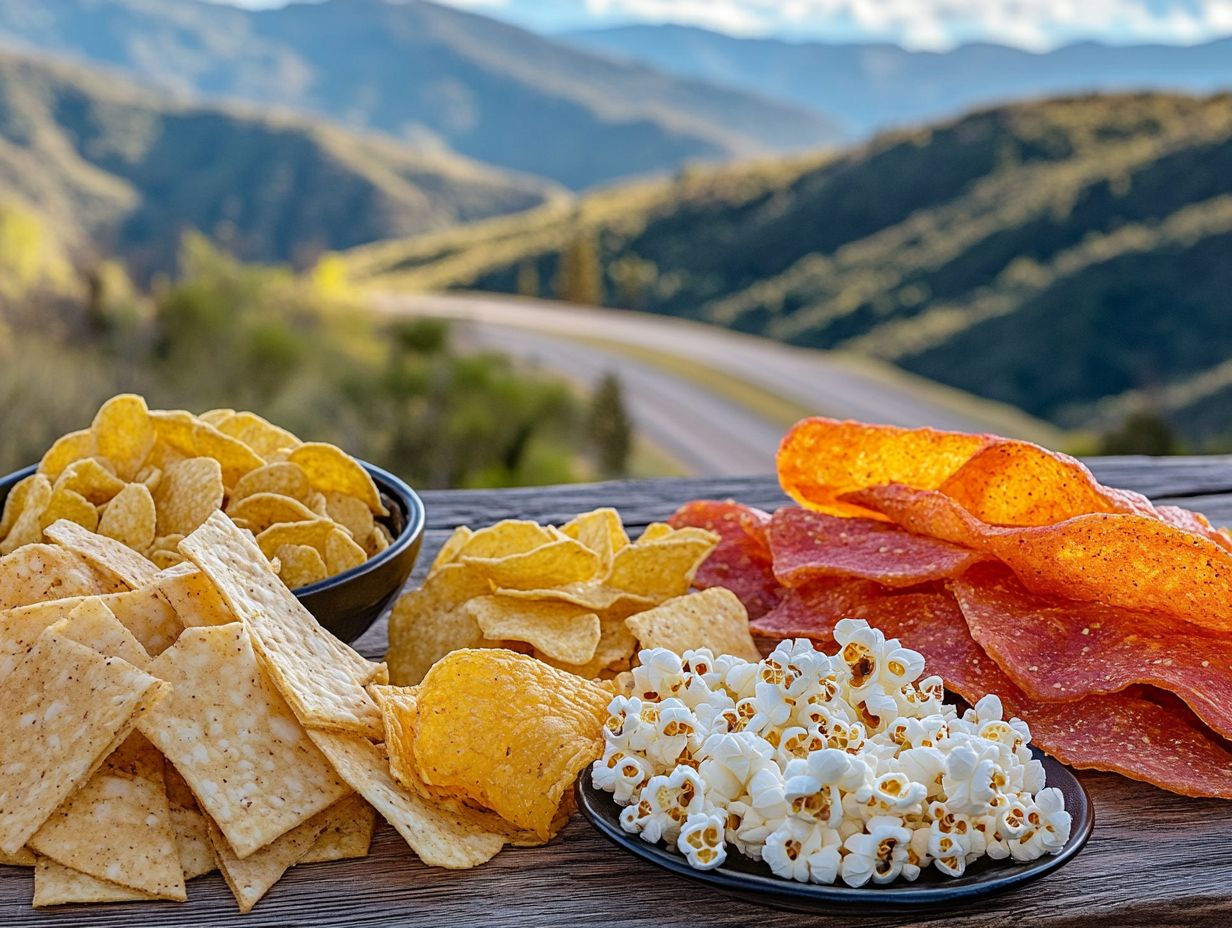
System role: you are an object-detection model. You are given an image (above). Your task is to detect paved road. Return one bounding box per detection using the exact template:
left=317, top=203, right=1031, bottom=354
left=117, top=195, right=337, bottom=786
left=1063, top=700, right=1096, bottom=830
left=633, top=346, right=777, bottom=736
left=370, top=292, right=1059, bottom=476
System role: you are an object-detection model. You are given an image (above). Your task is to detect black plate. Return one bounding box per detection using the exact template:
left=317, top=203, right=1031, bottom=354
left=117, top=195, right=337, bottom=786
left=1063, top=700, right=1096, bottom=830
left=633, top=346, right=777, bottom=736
left=0, top=460, right=425, bottom=644
left=576, top=752, right=1093, bottom=914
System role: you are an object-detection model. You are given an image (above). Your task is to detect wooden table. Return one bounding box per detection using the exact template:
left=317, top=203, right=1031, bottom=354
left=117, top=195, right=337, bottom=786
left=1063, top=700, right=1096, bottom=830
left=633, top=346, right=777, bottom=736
left=4, top=457, right=1232, bottom=926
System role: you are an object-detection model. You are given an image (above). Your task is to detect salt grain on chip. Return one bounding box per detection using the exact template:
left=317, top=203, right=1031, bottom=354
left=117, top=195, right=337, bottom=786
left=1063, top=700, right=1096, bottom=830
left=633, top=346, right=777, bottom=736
left=45, top=519, right=158, bottom=589
left=0, top=543, right=117, bottom=609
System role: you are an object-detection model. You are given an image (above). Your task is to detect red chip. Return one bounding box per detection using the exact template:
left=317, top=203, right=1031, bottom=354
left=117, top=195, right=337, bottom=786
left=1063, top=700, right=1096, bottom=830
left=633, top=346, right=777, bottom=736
left=669, top=499, right=781, bottom=618
left=768, top=507, right=986, bottom=589
left=749, top=577, right=889, bottom=644
left=952, top=564, right=1232, bottom=740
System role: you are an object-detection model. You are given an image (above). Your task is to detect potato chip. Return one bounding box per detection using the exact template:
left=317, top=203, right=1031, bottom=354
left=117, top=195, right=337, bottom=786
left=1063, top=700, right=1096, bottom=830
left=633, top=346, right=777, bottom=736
left=412, top=648, right=611, bottom=838
left=0, top=543, right=115, bottom=610
left=538, top=614, right=638, bottom=678
left=206, top=806, right=330, bottom=914
left=33, top=857, right=155, bottom=907
left=289, top=443, right=384, bottom=515
left=91, top=394, right=156, bottom=481
left=135, top=464, right=162, bottom=492
left=386, top=563, right=494, bottom=685
left=53, top=458, right=125, bottom=505
left=463, top=537, right=601, bottom=589
left=324, top=491, right=375, bottom=542
left=0, top=473, right=51, bottom=555
left=366, top=524, right=391, bottom=556
left=625, top=588, right=760, bottom=661
left=29, top=733, right=185, bottom=900
left=231, top=462, right=313, bottom=506
left=496, top=583, right=655, bottom=615
left=154, top=456, right=224, bottom=537
left=430, top=526, right=474, bottom=570
left=149, top=410, right=265, bottom=487
left=324, top=528, right=367, bottom=575
left=0, top=630, right=165, bottom=855
left=297, top=795, right=376, bottom=865
left=50, top=598, right=150, bottom=667
left=604, top=527, right=718, bottom=601
left=37, top=429, right=96, bottom=481
left=44, top=519, right=158, bottom=589
left=307, top=729, right=507, bottom=869
left=217, top=411, right=301, bottom=460
left=138, top=623, right=351, bottom=857
left=561, top=507, right=628, bottom=571
left=638, top=522, right=675, bottom=542
left=255, top=518, right=337, bottom=559
left=456, top=520, right=555, bottom=560
left=467, top=596, right=601, bottom=665
left=178, top=512, right=383, bottom=736
left=275, top=543, right=329, bottom=589
left=199, top=407, right=236, bottom=428
left=39, top=486, right=98, bottom=533
left=227, top=492, right=319, bottom=533
left=97, top=482, right=157, bottom=552
left=164, top=765, right=216, bottom=880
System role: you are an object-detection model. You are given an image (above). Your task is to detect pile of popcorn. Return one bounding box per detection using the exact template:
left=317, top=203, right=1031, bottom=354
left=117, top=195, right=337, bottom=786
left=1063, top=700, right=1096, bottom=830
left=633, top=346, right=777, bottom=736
left=592, top=620, right=1072, bottom=886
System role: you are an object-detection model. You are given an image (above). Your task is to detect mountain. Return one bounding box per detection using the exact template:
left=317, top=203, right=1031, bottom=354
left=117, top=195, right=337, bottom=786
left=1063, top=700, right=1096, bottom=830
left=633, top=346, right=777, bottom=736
left=345, top=93, right=1232, bottom=445
left=0, top=48, right=561, bottom=275
left=564, top=23, right=1232, bottom=136
left=0, top=0, right=840, bottom=190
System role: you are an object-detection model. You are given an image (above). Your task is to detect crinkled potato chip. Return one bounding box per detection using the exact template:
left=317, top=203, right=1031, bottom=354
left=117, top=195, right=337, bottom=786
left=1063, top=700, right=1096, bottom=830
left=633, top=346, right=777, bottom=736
left=231, top=462, right=313, bottom=507
left=297, top=795, right=376, bottom=865
left=412, top=648, right=611, bottom=838
left=33, top=857, right=156, bottom=907
left=45, top=519, right=158, bottom=588
left=97, top=482, right=157, bottom=552
left=0, top=543, right=116, bottom=610
left=539, top=614, right=638, bottom=678
left=217, top=411, right=301, bottom=460
left=463, top=536, right=601, bottom=589
left=206, top=806, right=330, bottom=914
left=289, top=443, right=384, bottom=515
left=324, top=528, right=367, bottom=575
left=137, top=623, right=351, bottom=857
left=227, top=491, right=319, bottom=533
left=467, top=595, right=601, bottom=665
left=37, top=429, right=96, bottom=481
left=307, top=729, right=507, bottom=869
left=39, top=486, right=99, bottom=533
left=387, top=562, right=495, bottom=685
left=625, top=587, right=760, bottom=661
left=0, top=473, right=52, bottom=555
left=92, top=394, right=156, bottom=481
left=154, top=456, right=224, bottom=537
left=275, top=543, right=330, bottom=589
left=604, top=527, right=718, bottom=601
left=53, top=458, right=125, bottom=505
left=324, top=491, right=375, bottom=542
left=0, top=630, right=165, bottom=855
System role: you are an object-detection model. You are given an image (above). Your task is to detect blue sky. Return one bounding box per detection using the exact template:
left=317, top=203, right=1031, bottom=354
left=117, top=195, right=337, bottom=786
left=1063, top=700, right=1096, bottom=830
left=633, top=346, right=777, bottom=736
left=216, top=0, right=1232, bottom=50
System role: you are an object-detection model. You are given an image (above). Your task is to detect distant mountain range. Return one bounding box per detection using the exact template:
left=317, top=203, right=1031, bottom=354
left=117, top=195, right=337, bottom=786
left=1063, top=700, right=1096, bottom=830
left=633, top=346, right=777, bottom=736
left=346, top=92, right=1232, bottom=445
left=0, top=0, right=839, bottom=190
left=0, top=49, right=561, bottom=275
left=565, top=23, right=1232, bottom=135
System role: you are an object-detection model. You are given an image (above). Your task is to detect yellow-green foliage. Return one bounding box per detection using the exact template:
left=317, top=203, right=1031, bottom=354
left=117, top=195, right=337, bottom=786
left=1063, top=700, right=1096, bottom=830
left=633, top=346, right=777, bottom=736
left=0, top=203, right=74, bottom=298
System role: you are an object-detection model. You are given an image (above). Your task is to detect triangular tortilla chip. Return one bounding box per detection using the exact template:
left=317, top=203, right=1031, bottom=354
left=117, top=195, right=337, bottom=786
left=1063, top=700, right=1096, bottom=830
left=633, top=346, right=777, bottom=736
left=164, top=765, right=216, bottom=880
left=101, top=586, right=184, bottom=656
left=152, top=562, right=236, bottom=628
left=32, top=856, right=156, bottom=907
left=205, top=806, right=330, bottom=914
left=44, top=520, right=158, bottom=589
left=0, top=544, right=117, bottom=610
left=50, top=598, right=150, bottom=668
left=297, top=795, right=376, bottom=865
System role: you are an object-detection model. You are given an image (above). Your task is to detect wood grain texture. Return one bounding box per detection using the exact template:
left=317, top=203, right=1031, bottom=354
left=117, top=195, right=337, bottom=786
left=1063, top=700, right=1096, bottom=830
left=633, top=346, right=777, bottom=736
left=5, top=458, right=1232, bottom=927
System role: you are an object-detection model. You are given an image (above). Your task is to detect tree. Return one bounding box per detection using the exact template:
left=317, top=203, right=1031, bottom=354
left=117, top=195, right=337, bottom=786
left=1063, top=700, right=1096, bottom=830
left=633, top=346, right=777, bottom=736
left=587, top=372, right=632, bottom=478
left=555, top=233, right=602, bottom=306
left=516, top=260, right=539, bottom=298
left=1099, top=408, right=1180, bottom=455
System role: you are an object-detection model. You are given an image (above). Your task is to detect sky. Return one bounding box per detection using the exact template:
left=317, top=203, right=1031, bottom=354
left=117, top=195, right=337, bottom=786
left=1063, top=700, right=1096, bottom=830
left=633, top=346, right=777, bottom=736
left=214, top=0, right=1232, bottom=50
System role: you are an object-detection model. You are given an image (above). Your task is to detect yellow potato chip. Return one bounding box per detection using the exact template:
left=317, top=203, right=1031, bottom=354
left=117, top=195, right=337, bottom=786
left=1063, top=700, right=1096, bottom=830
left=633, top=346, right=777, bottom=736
left=493, top=582, right=654, bottom=615
left=217, top=411, right=302, bottom=460
left=604, top=527, right=718, bottom=601
left=149, top=410, right=265, bottom=487
left=255, top=519, right=337, bottom=559
left=231, top=462, right=313, bottom=506
left=178, top=512, right=383, bottom=737
left=44, top=519, right=158, bottom=588
left=135, top=465, right=162, bottom=492
left=0, top=473, right=52, bottom=555
left=386, top=563, right=494, bottom=685
left=412, top=648, right=611, bottom=838
left=199, top=408, right=236, bottom=428
left=138, top=623, right=351, bottom=857
left=227, top=492, right=319, bottom=533
left=97, top=482, right=157, bottom=552
left=467, top=595, right=601, bottom=665
left=455, top=520, right=554, bottom=560
left=463, top=537, right=601, bottom=589
left=206, top=806, right=330, bottom=914
left=39, top=486, right=99, bottom=533
left=164, top=765, right=216, bottom=880
left=307, top=729, right=507, bottom=869
left=0, top=543, right=115, bottom=610
left=0, top=630, right=165, bottom=855
left=154, top=456, right=224, bottom=537
left=29, top=734, right=184, bottom=900
left=625, top=587, right=760, bottom=661
left=50, top=598, right=150, bottom=668
left=324, top=491, right=375, bottom=542
left=37, top=429, right=97, bottom=481
left=539, top=614, right=639, bottom=678
left=638, top=522, right=676, bottom=542
left=561, top=507, right=628, bottom=571
left=92, top=394, right=156, bottom=481
left=297, top=795, right=376, bottom=865
left=366, top=524, right=391, bottom=556
left=33, top=857, right=156, bottom=906
left=430, top=526, right=473, bottom=570
left=288, top=443, right=384, bottom=515
left=324, top=528, right=367, bottom=575
left=53, top=457, right=126, bottom=505
left=275, top=543, right=329, bottom=589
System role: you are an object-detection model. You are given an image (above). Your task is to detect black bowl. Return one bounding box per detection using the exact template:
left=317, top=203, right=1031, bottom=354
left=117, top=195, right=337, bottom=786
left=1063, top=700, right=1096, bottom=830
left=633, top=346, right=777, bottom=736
left=0, top=460, right=425, bottom=644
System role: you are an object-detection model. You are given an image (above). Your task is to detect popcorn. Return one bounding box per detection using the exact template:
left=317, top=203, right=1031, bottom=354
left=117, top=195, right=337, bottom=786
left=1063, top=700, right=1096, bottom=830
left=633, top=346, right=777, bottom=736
left=593, top=625, right=1070, bottom=886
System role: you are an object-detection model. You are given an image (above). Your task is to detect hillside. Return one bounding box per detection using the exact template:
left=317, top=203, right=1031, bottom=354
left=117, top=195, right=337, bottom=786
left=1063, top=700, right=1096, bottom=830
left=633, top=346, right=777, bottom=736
left=346, top=93, right=1232, bottom=446
left=0, top=49, right=560, bottom=275
left=565, top=23, right=1232, bottom=136
left=0, top=0, right=839, bottom=190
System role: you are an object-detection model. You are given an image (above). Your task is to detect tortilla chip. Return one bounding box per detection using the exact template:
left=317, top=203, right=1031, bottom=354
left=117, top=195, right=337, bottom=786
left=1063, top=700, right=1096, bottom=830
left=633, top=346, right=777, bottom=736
left=274, top=543, right=330, bottom=590
left=0, top=543, right=116, bottom=610
left=152, top=562, right=236, bottom=628
left=33, top=856, right=156, bottom=906
left=467, top=595, right=601, bottom=665
left=39, top=486, right=98, bottom=533
left=44, top=520, right=158, bottom=589
left=288, top=443, right=384, bottom=515
left=37, top=429, right=97, bottom=482
left=323, top=492, right=375, bottom=545
left=216, top=411, right=301, bottom=460
left=560, top=508, right=628, bottom=572
left=0, top=597, right=92, bottom=682
left=455, top=520, right=554, bottom=560
left=430, top=526, right=474, bottom=570
left=0, top=847, right=35, bottom=867
left=625, top=588, right=760, bottom=661
left=227, top=493, right=320, bottom=534
left=92, top=394, right=156, bottom=482
left=154, top=457, right=225, bottom=538
left=231, top=463, right=314, bottom=507
left=386, top=563, right=495, bottom=686
left=206, top=807, right=329, bottom=914
left=50, top=598, right=150, bottom=667
left=604, top=528, right=717, bottom=601
left=101, top=586, right=184, bottom=656
left=97, top=482, right=158, bottom=552
left=297, top=795, right=376, bottom=865
left=164, top=765, right=216, bottom=880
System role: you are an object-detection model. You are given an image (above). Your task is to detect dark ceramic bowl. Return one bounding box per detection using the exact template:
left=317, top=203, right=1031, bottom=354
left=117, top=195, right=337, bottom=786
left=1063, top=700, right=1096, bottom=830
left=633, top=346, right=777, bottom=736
left=0, top=460, right=425, bottom=644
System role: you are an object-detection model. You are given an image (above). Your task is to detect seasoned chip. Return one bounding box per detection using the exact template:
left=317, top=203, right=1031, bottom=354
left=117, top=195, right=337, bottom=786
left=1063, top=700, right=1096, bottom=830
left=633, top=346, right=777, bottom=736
left=455, top=520, right=554, bottom=560
left=323, top=491, right=374, bottom=543
left=199, top=408, right=236, bottom=428
left=50, top=598, right=150, bottom=667
left=164, top=765, right=216, bottom=880
left=467, top=595, right=601, bottom=665
left=275, top=543, right=330, bottom=589
left=289, top=443, right=384, bottom=514
left=97, top=482, right=157, bottom=552
left=45, top=520, right=158, bottom=589
left=0, top=630, right=165, bottom=855
left=412, top=648, right=610, bottom=838
left=430, top=526, right=474, bottom=570
left=206, top=808, right=329, bottom=914
left=227, top=492, right=319, bottom=533
left=324, top=528, right=366, bottom=575
left=178, top=512, right=383, bottom=736
left=463, top=537, right=601, bottom=589
left=0, top=597, right=92, bottom=681
left=307, top=729, right=507, bottom=869
left=217, top=411, right=301, bottom=460
left=149, top=410, right=265, bottom=487
left=231, top=462, right=313, bottom=506
left=495, top=582, right=654, bottom=615
left=0, top=473, right=52, bottom=554
left=561, top=508, right=628, bottom=572
left=53, top=458, right=125, bottom=505
left=39, top=486, right=99, bottom=533
left=297, top=795, right=376, bottom=865
left=28, top=734, right=184, bottom=900
left=33, top=857, right=155, bottom=907
left=386, top=563, right=494, bottom=685
left=255, top=519, right=337, bottom=559
left=137, top=623, right=351, bottom=858
left=101, top=586, right=184, bottom=655
left=604, top=527, right=718, bottom=601
left=150, top=550, right=184, bottom=569
left=539, top=615, right=639, bottom=678
left=92, top=394, right=156, bottom=481
left=154, top=456, right=224, bottom=537
left=625, top=588, right=760, bottom=661
left=669, top=499, right=782, bottom=620
left=37, top=429, right=96, bottom=481
left=0, top=543, right=114, bottom=610
left=0, top=847, right=35, bottom=867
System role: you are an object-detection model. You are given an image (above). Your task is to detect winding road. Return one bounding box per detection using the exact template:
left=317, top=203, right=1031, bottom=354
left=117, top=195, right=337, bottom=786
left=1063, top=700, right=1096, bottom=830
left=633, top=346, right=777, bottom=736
left=371, top=292, right=1062, bottom=476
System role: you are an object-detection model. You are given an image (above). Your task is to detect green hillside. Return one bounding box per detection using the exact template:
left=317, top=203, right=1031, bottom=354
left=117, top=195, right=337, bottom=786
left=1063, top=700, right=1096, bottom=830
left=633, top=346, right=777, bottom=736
left=347, top=93, right=1232, bottom=445
left=0, top=49, right=561, bottom=275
